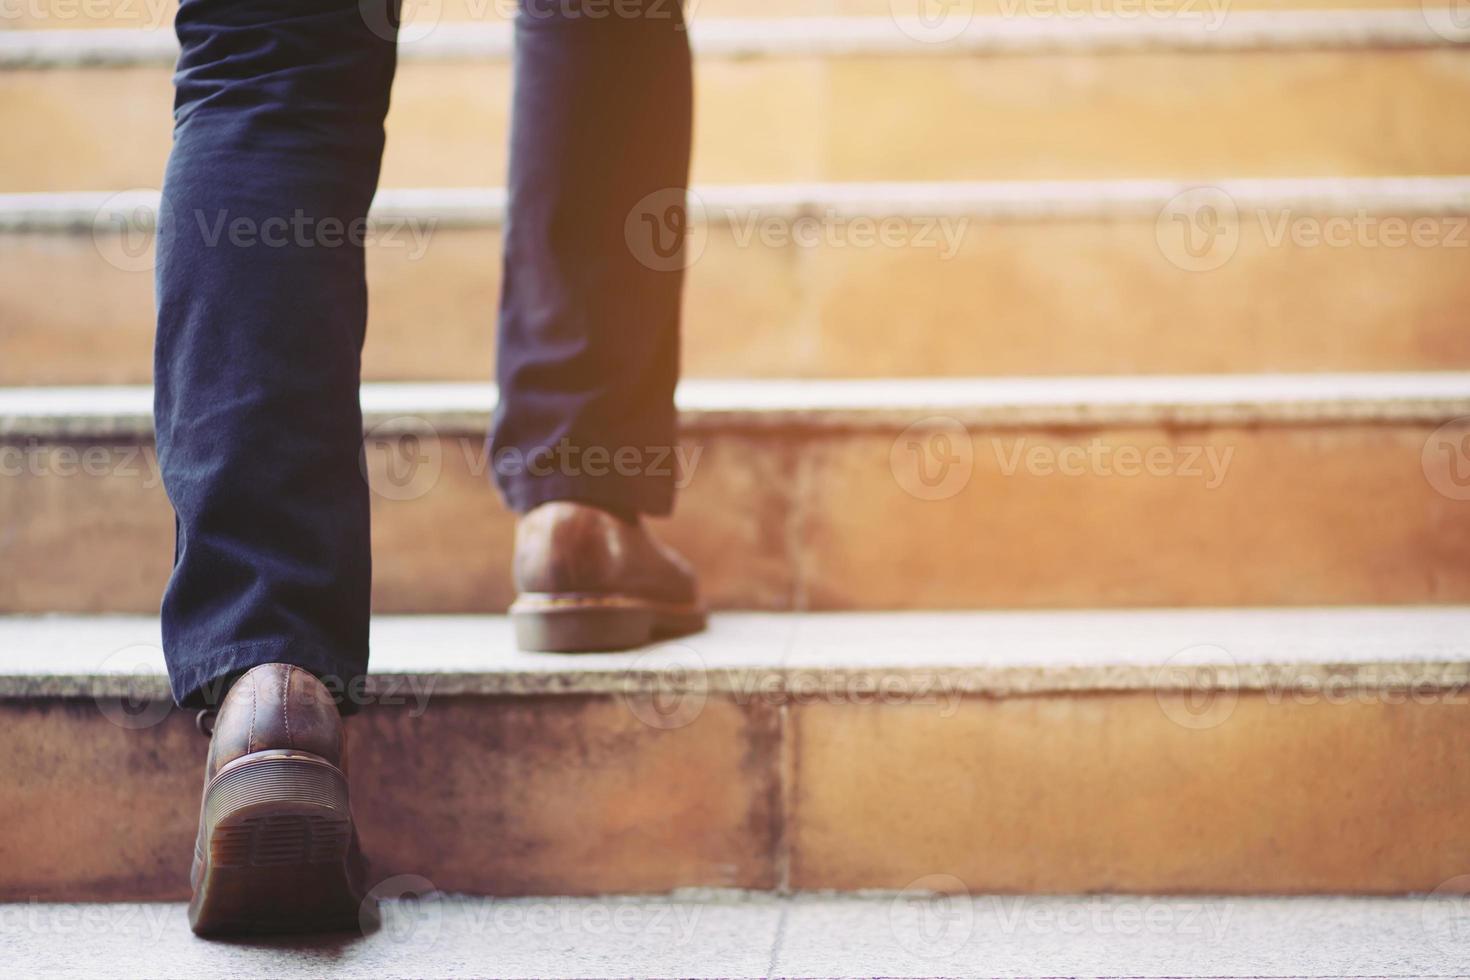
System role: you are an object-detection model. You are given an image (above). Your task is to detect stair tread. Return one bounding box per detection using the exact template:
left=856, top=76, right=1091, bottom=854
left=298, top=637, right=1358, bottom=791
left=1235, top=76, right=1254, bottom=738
left=10, top=176, right=1470, bottom=228
left=6, top=607, right=1468, bottom=698
left=4, top=373, right=1470, bottom=438
left=4, top=9, right=1468, bottom=69
left=2, top=894, right=1463, bottom=979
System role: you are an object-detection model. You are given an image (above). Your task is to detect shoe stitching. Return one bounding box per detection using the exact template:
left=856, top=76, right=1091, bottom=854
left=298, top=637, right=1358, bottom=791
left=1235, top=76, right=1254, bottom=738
left=247, top=670, right=257, bottom=755
left=282, top=666, right=293, bottom=749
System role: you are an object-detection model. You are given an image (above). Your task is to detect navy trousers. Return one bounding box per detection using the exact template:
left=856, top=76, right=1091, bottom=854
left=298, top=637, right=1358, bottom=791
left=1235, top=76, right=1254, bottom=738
left=154, top=0, right=692, bottom=708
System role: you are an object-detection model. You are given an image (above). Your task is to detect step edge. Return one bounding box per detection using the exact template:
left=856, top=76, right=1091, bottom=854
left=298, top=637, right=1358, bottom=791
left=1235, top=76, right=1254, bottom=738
left=6, top=608, right=1470, bottom=699
left=7, top=177, right=1470, bottom=232
left=2, top=11, right=1467, bottom=69
left=3, top=376, right=1470, bottom=439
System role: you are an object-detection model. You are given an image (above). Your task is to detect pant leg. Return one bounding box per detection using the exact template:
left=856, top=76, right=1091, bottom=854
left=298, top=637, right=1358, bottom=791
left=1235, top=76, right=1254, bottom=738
left=491, top=0, right=693, bottom=518
left=154, top=0, right=397, bottom=709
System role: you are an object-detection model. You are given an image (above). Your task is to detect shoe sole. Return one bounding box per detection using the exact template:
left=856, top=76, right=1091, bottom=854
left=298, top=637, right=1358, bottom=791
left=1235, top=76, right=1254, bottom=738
left=189, top=750, right=375, bottom=937
left=510, top=594, right=708, bottom=652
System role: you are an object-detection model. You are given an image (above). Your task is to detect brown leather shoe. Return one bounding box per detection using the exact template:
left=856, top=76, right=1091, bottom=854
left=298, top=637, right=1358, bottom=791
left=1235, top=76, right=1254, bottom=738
left=510, top=501, right=707, bottom=651
left=188, top=663, right=374, bottom=936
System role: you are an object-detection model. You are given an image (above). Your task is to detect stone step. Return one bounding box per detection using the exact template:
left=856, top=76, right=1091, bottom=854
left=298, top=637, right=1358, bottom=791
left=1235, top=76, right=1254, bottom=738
left=2, top=13, right=1468, bottom=192
left=4, top=895, right=1467, bottom=979
left=6, top=178, right=1470, bottom=385
left=0, top=0, right=1439, bottom=30
left=5, top=608, right=1470, bottom=901
left=3, top=374, right=1470, bottom=612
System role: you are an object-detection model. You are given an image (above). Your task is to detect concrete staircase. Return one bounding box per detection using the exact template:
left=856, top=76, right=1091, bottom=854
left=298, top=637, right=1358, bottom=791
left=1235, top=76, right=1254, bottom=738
left=3, top=2, right=1470, bottom=956
left=7, top=179, right=1470, bottom=384
left=7, top=893, right=1470, bottom=977
left=4, top=375, right=1470, bottom=612
left=7, top=608, right=1470, bottom=900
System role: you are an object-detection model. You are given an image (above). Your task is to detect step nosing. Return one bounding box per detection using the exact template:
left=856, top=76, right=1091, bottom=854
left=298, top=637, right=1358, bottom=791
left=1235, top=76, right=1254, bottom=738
left=2, top=11, right=1467, bottom=69
left=6, top=609, right=1469, bottom=699
left=6, top=178, right=1470, bottom=232
left=3, top=376, right=1470, bottom=438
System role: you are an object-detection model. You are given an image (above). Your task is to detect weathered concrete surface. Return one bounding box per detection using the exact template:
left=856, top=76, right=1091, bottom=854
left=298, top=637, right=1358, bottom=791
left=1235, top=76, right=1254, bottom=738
left=1, top=894, right=1467, bottom=979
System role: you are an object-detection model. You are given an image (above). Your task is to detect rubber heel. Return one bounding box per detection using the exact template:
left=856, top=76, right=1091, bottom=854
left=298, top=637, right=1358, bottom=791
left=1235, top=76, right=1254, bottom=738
left=513, top=604, right=658, bottom=652
left=189, top=751, right=371, bottom=936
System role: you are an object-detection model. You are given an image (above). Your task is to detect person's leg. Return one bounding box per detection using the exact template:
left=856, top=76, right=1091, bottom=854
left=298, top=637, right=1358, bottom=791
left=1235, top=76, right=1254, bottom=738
left=492, top=0, right=693, bottom=518
left=155, top=0, right=396, bottom=937
left=154, top=0, right=396, bottom=709
left=493, top=0, right=704, bottom=652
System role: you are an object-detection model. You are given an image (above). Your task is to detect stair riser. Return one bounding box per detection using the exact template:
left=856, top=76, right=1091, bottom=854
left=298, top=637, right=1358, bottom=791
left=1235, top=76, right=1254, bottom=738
left=7, top=688, right=1469, bottom=899
left=0, top=0, right=1430, bottom=30
left=5, top=49, right=1469, bottom=192
left=3, top=421, right=1468, bottom=612
left=7, top=216, right=1470, bottom=385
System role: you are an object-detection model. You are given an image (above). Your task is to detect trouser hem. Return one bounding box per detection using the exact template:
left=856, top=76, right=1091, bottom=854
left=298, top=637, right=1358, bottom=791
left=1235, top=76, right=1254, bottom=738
left=168, top=639, right=368, bottom=717
left=497, top=471, right=675, bottom=518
